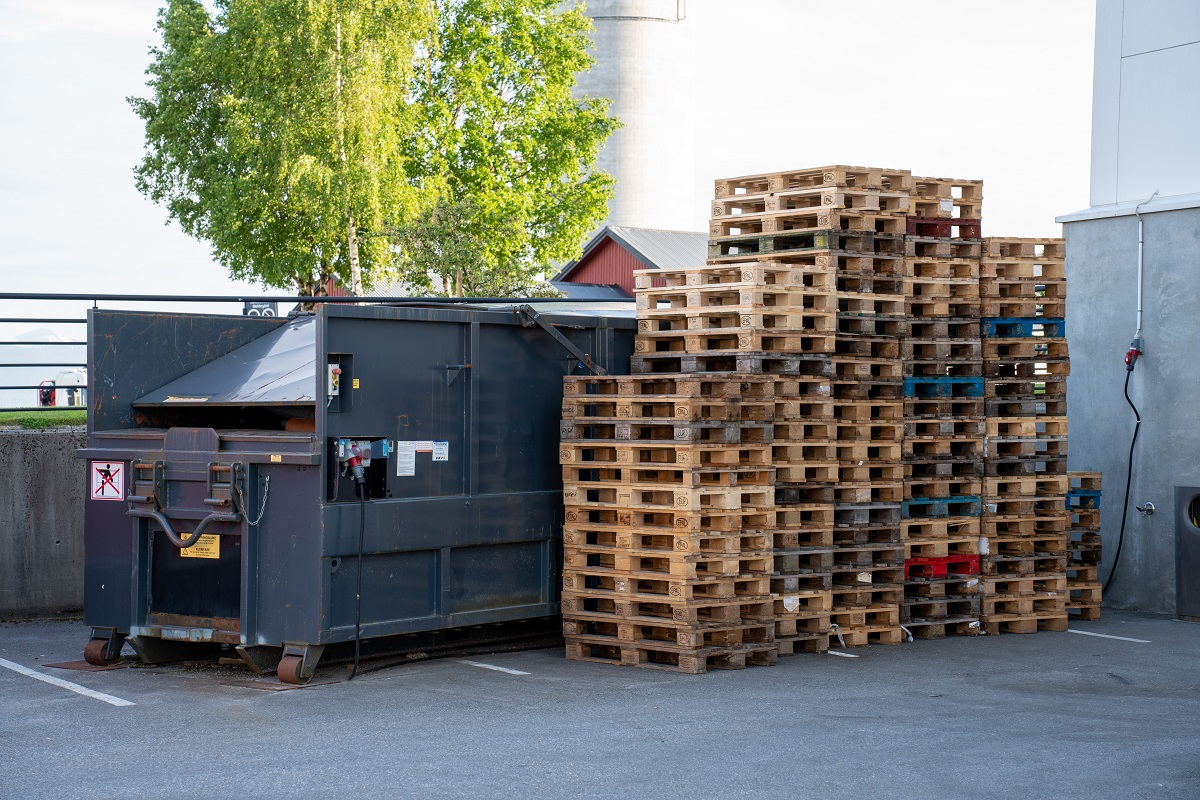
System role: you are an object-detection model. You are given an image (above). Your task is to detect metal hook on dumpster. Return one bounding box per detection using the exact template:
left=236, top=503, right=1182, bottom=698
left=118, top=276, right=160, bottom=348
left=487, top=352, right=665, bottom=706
left=126, top=505, right=242, bottom=549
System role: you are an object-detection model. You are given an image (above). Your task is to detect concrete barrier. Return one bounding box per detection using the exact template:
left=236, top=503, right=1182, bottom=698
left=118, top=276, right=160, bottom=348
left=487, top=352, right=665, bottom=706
left=0, top=428, right=86, bottom=618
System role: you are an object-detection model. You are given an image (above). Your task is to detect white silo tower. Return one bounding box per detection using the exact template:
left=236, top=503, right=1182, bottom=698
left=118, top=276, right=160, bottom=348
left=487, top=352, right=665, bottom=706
left=573, top=0, right=697, bottom=231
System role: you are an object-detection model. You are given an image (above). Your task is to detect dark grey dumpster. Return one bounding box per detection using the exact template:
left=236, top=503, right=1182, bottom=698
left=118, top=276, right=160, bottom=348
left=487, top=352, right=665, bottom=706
left=76, top=302, right=633, bottom=682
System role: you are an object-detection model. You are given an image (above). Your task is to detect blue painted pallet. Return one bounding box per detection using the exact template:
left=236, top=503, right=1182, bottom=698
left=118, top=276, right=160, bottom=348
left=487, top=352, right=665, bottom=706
left=1067, top=490, right=1102, bottom=510
left=903, top=376, right=985, bottom=398
left=981, top=318, right=1066, bottom=338
left=902, top=496, right=983, bottom=519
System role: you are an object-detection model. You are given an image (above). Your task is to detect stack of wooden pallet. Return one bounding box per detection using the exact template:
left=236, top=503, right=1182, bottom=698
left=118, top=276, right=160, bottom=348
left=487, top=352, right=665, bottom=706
left=559, top=373, right=779, bottom=673
left=979, top=238, right=1071, bottom=635
left=560, top=164, right=1096, bottom=672
left=710, top=166, right=911, bottom=649
left=900, top=177, right=987, bottom=639
left=1066, top=471, right=1103, bottom=620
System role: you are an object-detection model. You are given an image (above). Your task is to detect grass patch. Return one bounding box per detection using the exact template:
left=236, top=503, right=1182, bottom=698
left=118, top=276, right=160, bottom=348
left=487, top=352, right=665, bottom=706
left=0, top=410, right=86, bottom=429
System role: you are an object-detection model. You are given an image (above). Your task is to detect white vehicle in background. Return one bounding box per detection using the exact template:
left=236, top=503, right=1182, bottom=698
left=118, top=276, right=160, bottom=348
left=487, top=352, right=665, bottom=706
left=37, top=368, right=87, bottom=407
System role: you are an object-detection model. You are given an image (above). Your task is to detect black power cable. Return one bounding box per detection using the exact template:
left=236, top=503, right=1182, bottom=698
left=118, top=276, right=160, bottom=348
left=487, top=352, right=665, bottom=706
left=349, top=489, right=366, bottom=680
left=1104, top=369, right=1141, bottom=594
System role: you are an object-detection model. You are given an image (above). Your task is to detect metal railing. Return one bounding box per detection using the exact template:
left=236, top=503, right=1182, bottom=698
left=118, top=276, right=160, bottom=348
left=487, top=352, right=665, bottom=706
left=0, top=291, right=620, bottom=412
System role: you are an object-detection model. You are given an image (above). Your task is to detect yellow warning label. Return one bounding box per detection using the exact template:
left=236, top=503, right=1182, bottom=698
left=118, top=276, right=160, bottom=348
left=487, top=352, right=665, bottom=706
left=352, top=378, right=360, bottom=389
left=180, top=534, right=220, bottom=559
left=270, top=454, right=282, bottom=463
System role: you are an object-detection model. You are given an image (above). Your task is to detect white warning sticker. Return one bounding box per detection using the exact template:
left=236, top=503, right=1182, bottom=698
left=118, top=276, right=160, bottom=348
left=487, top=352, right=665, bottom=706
left=91, top=462, right=124, bottom=501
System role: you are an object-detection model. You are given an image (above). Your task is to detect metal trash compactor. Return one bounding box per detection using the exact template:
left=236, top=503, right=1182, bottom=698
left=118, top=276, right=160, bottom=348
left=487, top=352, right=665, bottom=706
left=77, top=302, right=633, bottom=683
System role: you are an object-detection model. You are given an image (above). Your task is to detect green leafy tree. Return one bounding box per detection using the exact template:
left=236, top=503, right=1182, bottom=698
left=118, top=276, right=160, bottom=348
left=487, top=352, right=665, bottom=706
left=131, top=0, right=435, bottom=295
left=132, top=0, right=616, bottom=297
left=397, top=0, right=618, bottom=296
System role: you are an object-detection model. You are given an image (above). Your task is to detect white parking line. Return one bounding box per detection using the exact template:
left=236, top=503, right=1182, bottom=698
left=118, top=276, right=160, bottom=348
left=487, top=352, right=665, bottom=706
left=826, top=651, right=860, bottom=658
left=456, top=659, right=530, bottom=676
left=1068, top=629, right=1151, bottom=644
left=0, top=658, right=135, bottom=707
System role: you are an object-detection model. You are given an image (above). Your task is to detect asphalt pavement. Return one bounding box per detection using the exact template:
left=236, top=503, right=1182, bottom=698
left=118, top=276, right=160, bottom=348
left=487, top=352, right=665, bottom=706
left=1, top=610, right=1197, bottom=800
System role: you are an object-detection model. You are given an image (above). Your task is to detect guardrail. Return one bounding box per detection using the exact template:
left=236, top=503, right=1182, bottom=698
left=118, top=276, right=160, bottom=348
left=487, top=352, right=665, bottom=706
left=0, top=292, right=617, bottom=412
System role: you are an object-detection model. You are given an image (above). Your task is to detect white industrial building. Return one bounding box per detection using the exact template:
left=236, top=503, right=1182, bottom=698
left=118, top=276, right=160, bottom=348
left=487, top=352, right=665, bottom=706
left=1058, top=0, right=1200, bottom=615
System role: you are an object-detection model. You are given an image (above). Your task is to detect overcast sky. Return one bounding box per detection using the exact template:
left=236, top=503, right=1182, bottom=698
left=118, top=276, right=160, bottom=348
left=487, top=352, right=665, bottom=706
left=0, top=0, right=1095, bottom=324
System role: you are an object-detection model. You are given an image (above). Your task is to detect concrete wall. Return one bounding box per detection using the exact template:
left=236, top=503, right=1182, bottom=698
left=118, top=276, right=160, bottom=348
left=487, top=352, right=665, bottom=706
left=1091, top=0, right=1200, bottom=206
left=1065, top=208, right=1200, bottom=613
left=573, top=0, right=697, bottom=232
left=0, top=428, right=86, bottom=618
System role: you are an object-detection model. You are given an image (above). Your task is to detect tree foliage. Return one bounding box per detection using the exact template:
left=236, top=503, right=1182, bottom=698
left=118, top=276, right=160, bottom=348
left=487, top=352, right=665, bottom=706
left=130, top=0, right=616, bottom=297
left=398, top=0, right=618, bottom=296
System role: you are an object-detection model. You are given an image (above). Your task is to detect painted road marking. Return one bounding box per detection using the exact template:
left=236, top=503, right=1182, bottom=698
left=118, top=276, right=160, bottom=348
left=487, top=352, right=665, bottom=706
left=456, top=660, right=530, bottom=676
left=0, top=658, right=135, bottom=707
left=1068, top=629, right=1151, bottom=643
left=826, top=651, right=860, bottom=659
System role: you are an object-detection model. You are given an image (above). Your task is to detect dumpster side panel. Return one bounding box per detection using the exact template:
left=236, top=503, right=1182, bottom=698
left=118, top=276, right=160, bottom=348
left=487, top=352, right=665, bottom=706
left=253, top=465, right=324, bottom=645
left=89, top=310, right=282, bottom=432
left=311, top=307, right=633, bottom=642
left=82, top=459, right=133, bottom=631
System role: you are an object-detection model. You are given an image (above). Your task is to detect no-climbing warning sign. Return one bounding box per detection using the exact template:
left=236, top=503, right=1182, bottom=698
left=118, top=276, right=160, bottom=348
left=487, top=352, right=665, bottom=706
left=90, top=462, right=124, bottom=501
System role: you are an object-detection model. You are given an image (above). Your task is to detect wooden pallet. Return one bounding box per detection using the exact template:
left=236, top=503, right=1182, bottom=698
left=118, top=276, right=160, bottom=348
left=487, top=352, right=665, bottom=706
left=559, top=418, right=774, bottom=446
left=981, top=553, right=1068, bottom=576
left=560, top=591, right=774, bottom=625
left=902, top=517, right=983, bottom=541
left=564, top=527, right=771, bottom=556
left=835, top=335, right=902, bottom=360
left=562, top=505, right=772, bottom=534
left=562, top=568, right=772, bottom=602
left=837, top=313, right=908, bottom=337
left=905, top=298, right=982, bottom=319
left=776, top=631, right=832, bottom=655
left=637, top=302, right=838, bottom=334
left=905, top=475, right=983, bottom=498
left=564, top=636, right=777, bottom=674
left=636, top=260, right=834, bottom=291
left=904, top=396, right=986, bottom=419
left=774, top=526, right=835, bottom=548
left=985, top=395, right=1068, bottom=420
left=908, top=318, right=981, bottom=339
left=710, top=208, right=907, bottom=238
left=909, top=175, right=984, bottom=219
left=905, top=256, right=980, bottom=280
left=829, top=622, right=905, bottom=648
left=562, top=463, right=774, bottom=488
left=904, top=537, right=981, bottom=559
left=980, top=297, right=1066, bottom=318
left=708, top=230, right=906, bottom=262
left=563, top=548, right=773, bottom=581
left=562, top=396, right=775, bottom=423
left=834, top=419, right=904, bottom=442
left=906, top=237, right=982, bottom=260
left=636, top=283, right=832, bottom=313
left=630, top=351, right=834, bottom=377
left=981, top=337, right=1070, bottom=362
left=635, top=330, right=837, bottom=358
left=903, top=436, right=985, bottom=461
left=979, top=613, right=1068, bottom=635
left=713, top=165, right=913, bottom=199
left=982, top=237, right=1065, bottom=261
left=564, top=373, right=775, bottom=401
left=904, top=276, right=981, bottom=300
left=980, top=573, right=1068, bottom=596
left=906, top=217, right=982, bottom=239
left=711, top=186, right=908, bottom=219
left=1068, top=471, right=1102, bottom=492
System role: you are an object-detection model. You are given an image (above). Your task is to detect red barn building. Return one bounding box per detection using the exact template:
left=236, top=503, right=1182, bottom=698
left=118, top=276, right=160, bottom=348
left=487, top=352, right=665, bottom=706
left=552, top=226, right=708, bottom=298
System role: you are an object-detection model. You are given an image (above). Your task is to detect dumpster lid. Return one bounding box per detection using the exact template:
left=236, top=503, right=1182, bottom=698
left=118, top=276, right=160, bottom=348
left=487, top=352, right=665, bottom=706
left=134, top=315, right=315, bottom=407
